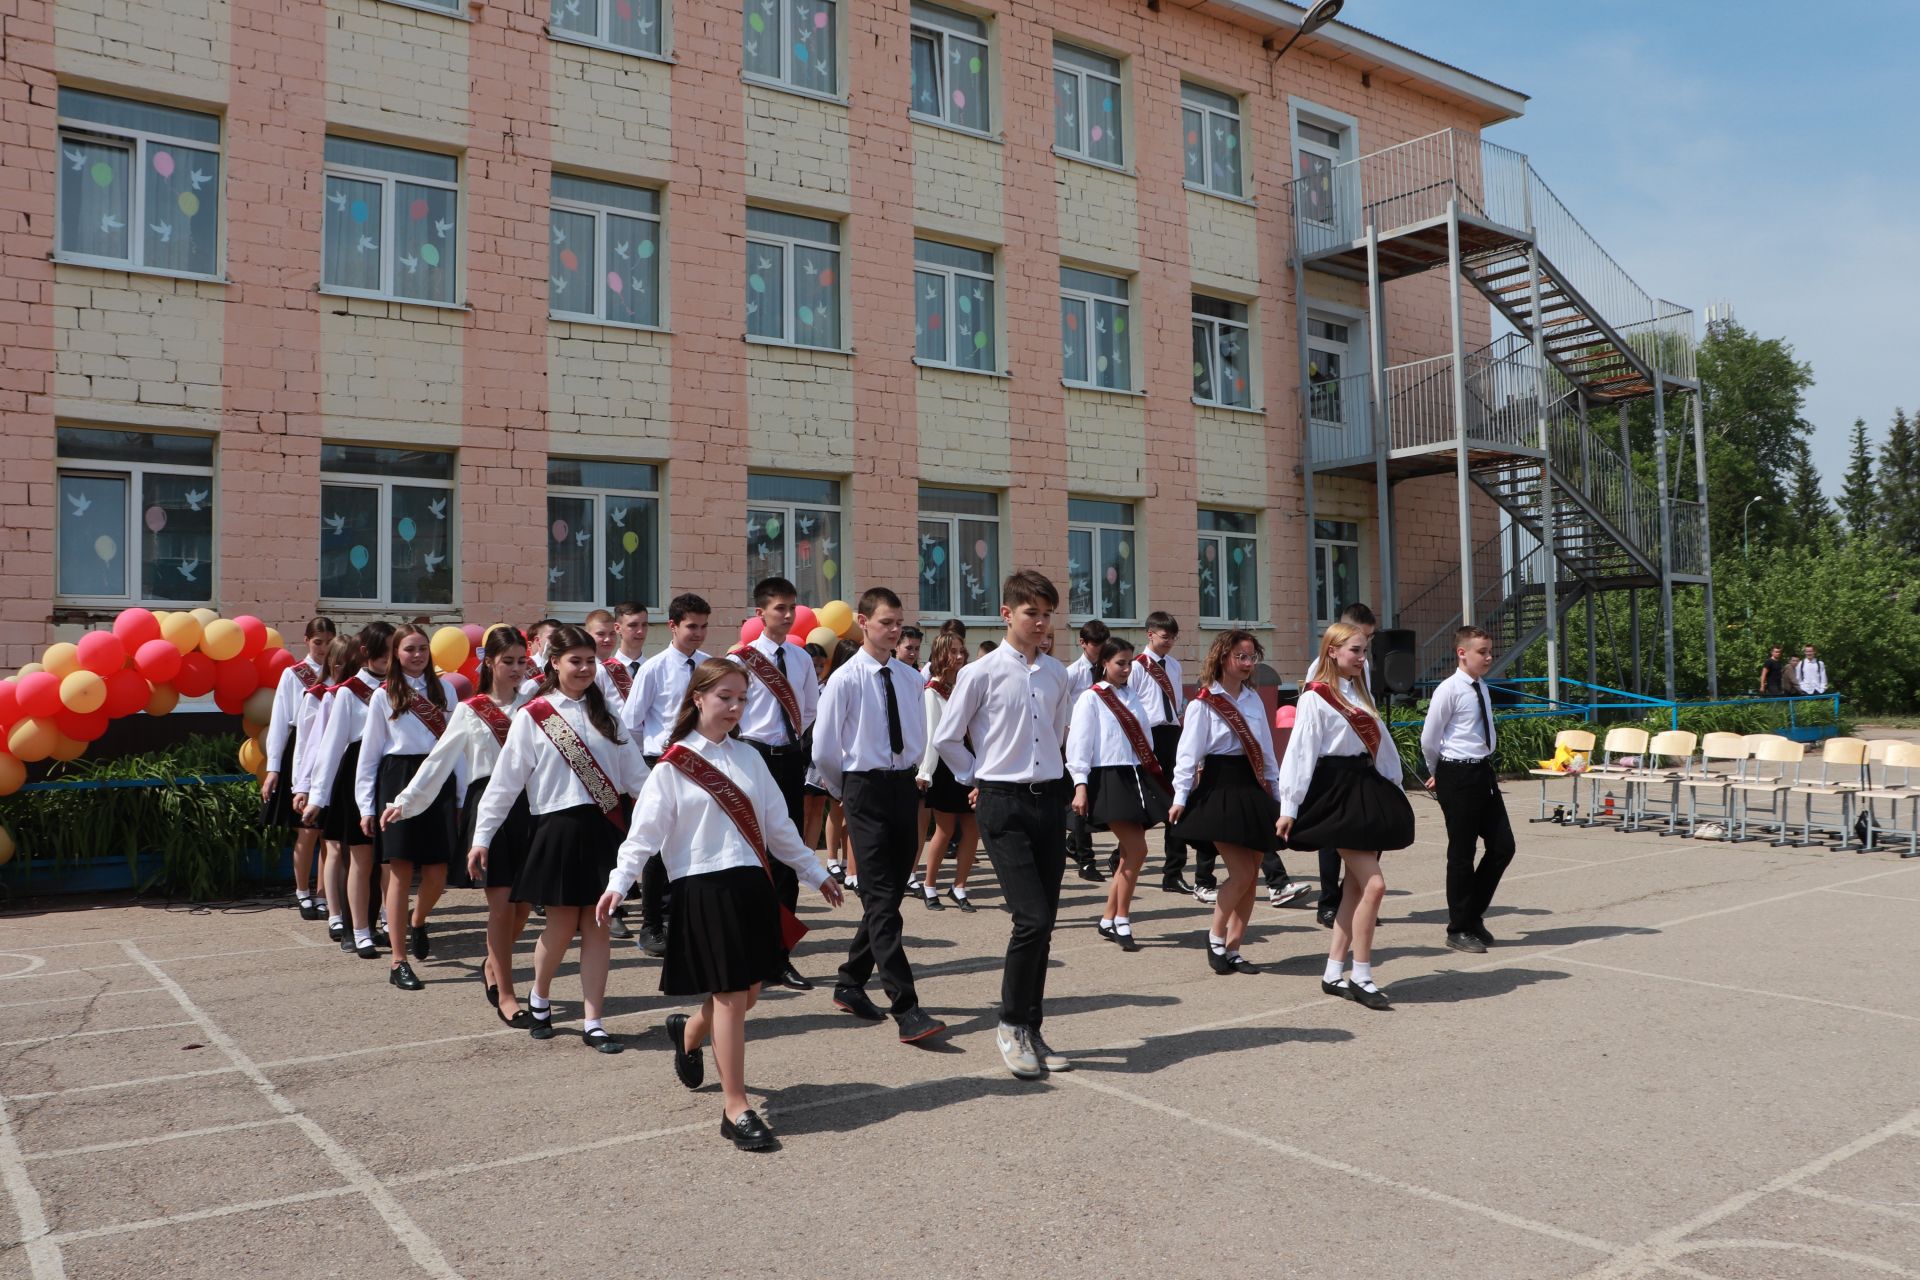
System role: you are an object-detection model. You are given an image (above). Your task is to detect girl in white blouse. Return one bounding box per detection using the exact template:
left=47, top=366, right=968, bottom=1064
left=357, top=624, right=464, bottom=992
left=303, top=621, right=395, bottom=960
left=472, top=625, right=649, bottom=1053
left=597, top=659, right=844, bottom=1151
left=1068, top=638, right=1169, bottom=951
left=913, top=632, right=978, bottom=910
left=1167, top=630, right=1285, bottom=976
left=293, top=633, right=355, bottom=944
left=1276, top=622, right=1415, bottom=1011
left=383, top=627, right=533, bottom=1025
left=261, top=616, right=336, bottom=921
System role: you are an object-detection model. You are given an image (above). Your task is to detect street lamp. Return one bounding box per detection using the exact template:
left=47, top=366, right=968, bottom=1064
left=1742, top=494, right=1762, bottom=559
left=1268, top=0, right=1343, bottom=61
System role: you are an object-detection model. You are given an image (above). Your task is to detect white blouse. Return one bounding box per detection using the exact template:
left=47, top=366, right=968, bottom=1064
left=1066, top=682, right=1156, bottom=783
left=355, top=674, right=466, bottom=818
left=470, top=691, right=651, bottom=847
left=263, top=657, right=322, bottom=768
left=607, top=733, right=828, bottom=894
left=306, top=670, right=385, bottom=803
left=917, top=682, right=949, bottom=783
left=1172, top=681, right=1283, bottom=808
left=386, top=691, right=528, bottom=820
left=289, top=683, right=332, bottom=797
left=618, top=645, right=711, bottom=758
left=1132, top=651, right=1185, bottom=731
left=1276, top=677, right=1404, bottom=819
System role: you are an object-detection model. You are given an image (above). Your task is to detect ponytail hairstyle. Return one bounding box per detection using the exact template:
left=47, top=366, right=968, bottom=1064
left=1198, top=628, right=1263, bottom=690
left=382, top=623, right=448, bottom=719
left=322, top=634, right=364, bottom=686
left=926, top=630, right=968, bottom=692
left=1311, top=621, right=1378, bottom=717
left=357, top=620, right=396, bottom=672
left=1095, top=636, right=1134, bottom=676
left=668, top=658, right=751, bottom=746
left=477, top=626, right=528, bottom=696
left=536, top=623, right=625, bottom=743
left=305, top=616, right=338, bottom=641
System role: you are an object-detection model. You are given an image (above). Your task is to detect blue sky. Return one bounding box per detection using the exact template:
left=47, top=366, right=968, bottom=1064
left=1350, top=1, right=1920, bottom=491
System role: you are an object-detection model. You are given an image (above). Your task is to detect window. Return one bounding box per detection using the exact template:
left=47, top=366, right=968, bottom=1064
left=1312, top=519, right=1361, bottom=627
left=1060, top=266, right=1131, bottom=391
left=548, top=459, right=661, bottom=609
left=320, top=445, right=455, bottom=607
left=322, top=137, right=458, bottom=305
left=746, top=474, right=842, bottom=603
left=1053, top=43, right=1123, bottom=167
left=1192, top=295, right=1251, bottom=409
left=1296, top=119, right=1343, bottom=225
left=1307, top=315, right=1350, bottom=424
left=1067, top=498, right=1136, bottom=622
left=1197, top=510, right=1258, bottom=624
left=551, top=0, right=661, bottom=57
left=746, top=208, right=841, bottom=350
left=910, top=1, right=989, bottom=133
left=55, top=428, right=215, bottom=604
left=550, top=175, right=662, bottom=328
left=1181, top=82, right=1241, bottom=198
left=744, top=0, right=837, bottom=96
left=917, top=488, right=1000, bottom=619
left=914, top=239, right=995, bottom=372
left=56, top=90, right=221, bottom=278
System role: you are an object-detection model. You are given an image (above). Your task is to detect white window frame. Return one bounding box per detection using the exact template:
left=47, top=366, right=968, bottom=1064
left=54, top=434, right=216, bottom=608
left=549, top=0, right=666, bottom=59
left=1196, top=509, right=1259, bottom=625
left=1052, top=42, right=1124, bottom=168
left=746, top=209, right=843, bottom=351
left=1067, top=498, right=1139, bottom=625
left=1193, top=294, right=1253, bottom=410
left=550, top=178, right=663, bottom=329
left=1289, top=99, right=1357, bottom=230
left=909, top=1, right=990, bottom=136
left=914, top=239, right=996, bottom=372
left=745, top=473, right=846, bottom=600
left=1311, top=519, right=1362, bottom=629
left=916, top=487, right=1002, bottom=622
left=744, top=0, right=839, bottom=98
left=1306, top=311, right=1353, bottom=426
left=321, top=143, right=459, bottom=305
left=54, top=96, right=223, bottom=280
left=1181, top=81, right=1242, bottom=199
left=319, top=455, right=457, bottom=610
left=1060, top=267, right=1131, bottom=392
left=547, top=462, right=664, bottom=611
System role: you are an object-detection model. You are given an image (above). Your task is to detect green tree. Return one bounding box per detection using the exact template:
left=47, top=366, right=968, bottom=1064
left=1838, top=417, right=1877, bottom=536
left=1783, top=439, right=1833, bottom=546
left=1879, top=408, right=1920, bottom=557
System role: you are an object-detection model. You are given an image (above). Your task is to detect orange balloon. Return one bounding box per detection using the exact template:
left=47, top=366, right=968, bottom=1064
left=160, top=611, right=203, bottom=655
left=59, top=670, right=107, bottom=715
left=145, top=683, right=180, bottom=716
left=48, top=733, right=86, bottom=762
left=238, top=737, right=266, bottom=773
left=264, top=627, right=286, bottom=652
left=42, top=642, right=80, bottom=679
left=16, top=662, right=44, bottom=678
left=189, top=607, right=219, bottom=626
left=200, top=619, right=245, bottom=662
left=0, top=752, right=24, bottom=797
left=7, top=717, right=58, bottom=763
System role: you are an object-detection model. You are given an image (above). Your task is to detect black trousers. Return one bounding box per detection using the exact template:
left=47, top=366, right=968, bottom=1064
left=835, top=770, right=922, bottom=1013
left=976, top=781, right=1069, bottom=1032
left=1435, top=758, right=1516, bottom=934
left=1318, top=847, right=1343, bottom=914
left=746, top=740, right=807, bottom=934
left=1150, top=725, right=1188, bottom=877
left=639, top=755, right=670, bottom=931
left=1259, top=848, right=1295, bottom=890
left=1067, top=809, right=1095, bottom=861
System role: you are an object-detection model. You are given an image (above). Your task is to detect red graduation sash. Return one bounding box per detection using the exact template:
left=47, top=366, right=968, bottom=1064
left=406, top=688, right=449, bottom=739
left=291, top=662, right=320, bottom=689
left=603, top=657, right=634, bottom=699
left=1196, top=688, right=1267, bottom=777
left=466, top=694, right=512, bottom=747
left=660, top=744, right=808, bottom=951
left=336, top=678, right=374, bottom=705
left=1092, top=683, right=1172, bottom=797
left=1304, top=681, right=1383, bottom=755
left=925, top=677, right=951, bottom=699
left=525, top=697, right=625, bottom=829
left=1134, top=653, right=1179, bottom=716
left=735, top=644, right=802, bottom=740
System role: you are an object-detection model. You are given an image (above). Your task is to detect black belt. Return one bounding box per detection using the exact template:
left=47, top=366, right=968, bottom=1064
left=745, top=739, right=804, bottom=756
left=976, top=778, right=1065, bottom=796
left=845, top=767, right=916, bottom=780
left=1439, top=755, right=1493, bottom=767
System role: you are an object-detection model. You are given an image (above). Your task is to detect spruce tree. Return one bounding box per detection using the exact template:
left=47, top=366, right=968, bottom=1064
left=1880, top=408, right=1920, bottom=557
left=1784, top=440, right=1833, bottom=545
left=1838, top=417, right=1876, bottom=536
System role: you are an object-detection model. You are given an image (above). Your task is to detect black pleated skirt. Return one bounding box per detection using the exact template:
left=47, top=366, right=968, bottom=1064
left=1169, top=754, right=1277, bottom=854
left=660, top=864, right=786, bottom=996
left=925, top=758, right=973, bottom=814
left=456, top=773, right=533, bottom=891
left=1085, top=763, right=1171, bottom=828
left=512, top=803, right=620, bottom=907
left=321, top=742, right=363, bottom=845
left=260, top=727, right=309, bottom=829
left=376, top=754, right=456, bottom=866
left=1285, top=755, right=1417, bottom=853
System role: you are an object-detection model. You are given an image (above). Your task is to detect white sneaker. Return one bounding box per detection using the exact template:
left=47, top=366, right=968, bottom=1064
left=997, top=1022, right=1043, bottom=1079
left=1029, top=1029, right=1071, bottom=1073
left=1270, top=881, right=1314, bottom=908
left=1193, top=884, right=1218, bottom=904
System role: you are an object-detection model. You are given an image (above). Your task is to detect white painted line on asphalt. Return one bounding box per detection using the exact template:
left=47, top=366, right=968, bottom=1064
left=0, top=987, right=165, bottom=1012
left=3, top=1067, right=243, bottom=1103
left=44, top=1184, right=363, bottom=1245
left=1819, top=886, right=1920, bottom=904
left=1545, top=956, right=1920, bottom=1024
left=0, top=1020, right=200, bottom=1050
left=119, top=942, right=461, bottom=1280
left=1790, top=1184, right=1920, bottom=1226
left=0, top=941, right=321, bottom=982
left=0, top=1096, right=64, bottom=1278
left=0, top=954, right=48, bottom=979
left=1664, top=1237, right=1920, bottom=1278
left=25, top=1117, right=297, bottom=1164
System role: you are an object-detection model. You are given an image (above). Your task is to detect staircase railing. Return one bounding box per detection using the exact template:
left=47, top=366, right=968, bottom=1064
left=1306, top=369, right=1374, bottom=465
left=1669, top=501, right=1707, bottom=575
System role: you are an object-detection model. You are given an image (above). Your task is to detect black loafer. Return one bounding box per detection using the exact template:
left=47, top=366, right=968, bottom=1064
left=607, top=915, right=633, bottom=940
left=777, top=963, right=813, bottom=992
left=946, top=889, right=976, bottom=913
left=408, top=925, right=430, bottom=960
left=355, top=940, right=379, bottom=960
left=894, top=1007, right=947, bottom=1043
left=1115, top=930, right=1141, bottom=954
left=666, top=1013, right=704, bottom=1089
left=329, top=920, right=347, bottom=942
left=1350, top=982, right=1392, bottom=1010
left=1076, top=861, right=1105, bottom=883
left=832, top=987, right=886, bottom=1022
left=1161, top=877, right=1195, bottom=896
left=1316, top=908, right=1337, bottom=929
left=1446, top=931, right=1488, bottom=955
left=496, top=1004, right=532, bottom=1029
left=1097, top=922, right=1119, bottom=944
left=298, top=898, right=323, bottom=921
left=1228, top=955, right=1260, bottom=974
left=922, top=891, right=944, bottom=911
left=372, top=926, right=390, bottom=948
left=721, top=1108, right=775, bottom=1151
left=583, top=1027, right=624, bottom=1054
left=1321, top=978, right=1353, bottom=999
left=389, top=961, right=424, bottom=991
left=1208, top=949, right=1237, bottom=975
left=485, top=982, right=500, bottom=1008
left=636, top=925, right=668, bottom=958
left=528, top=1010, right=556, bottom=1040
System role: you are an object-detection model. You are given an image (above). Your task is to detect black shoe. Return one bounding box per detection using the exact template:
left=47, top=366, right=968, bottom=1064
left=528, top=1008, right=556, bottom=1040
left=373, top=926, right=390, bottom=948
left=895, top=1007, right=946, bottom=1043
left=1350, top=981, right=1392, bottom=1010
left=485, top=983, right=500, bottom=1008
left=607, top=914, right=633, bottom=941
left=1097, top=921, right=1119, bottom=944
left=1105, top=854, right=1120, bottom=875
left=1161, top=876, right=1195, bottom=896
left=666, top=1013, right=703, bottom=1089
left=833, top=987, right=886, bottom=1022
left=1446, top=931, right=1488, bottom=955
left=496, top=1004, right=532, bottom=1029
left=298, top=898, right=323, bottom=921
left=1322, top=978, right=1353, bottom=999
left=1472, top=924, right=1496, bottom=947
left=329, top=919, right=347, bottom=942
left=582, top=1027, right=624, bottom=1054
left=636, top=925, right=668, bottom=958
left=389, top=961, right=424, bottom=991
left=1316, top=907, right=1337, bottom=929
left=777, top=963, right=813, bottom=992
left=532, top=904, right=545, bottom=918
left=721, top=1108, right=774, bottom=1151
left=1208, top=949, right=1237, bottom=975
left=1076, top=860, right=1105, bottom=883
left=408, top=924, right=429, bottom=960
left=355, top=940, right=379, bottom=960
left=946, top=888, right=976, bottom=913
left=922, top=890, right=944, bottom=911
left=1228, top=954, right=1260, bottom=974
left=1114, top=929, right=1141, bottom=954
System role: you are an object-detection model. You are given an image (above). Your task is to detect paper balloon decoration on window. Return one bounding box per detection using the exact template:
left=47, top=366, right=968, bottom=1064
left=351, top=199, right=369, bottom=222
left=820, top=558, right=837, bottom=581
left=623, top=531, right=639, bottom=553
left=90, top=162, right=114, bottom=188
left=420, top=244, right=440, bottom=267
left=94, top=535, right=117, bottom=563
left=145, top=506, right=167, bottom=533
left=153, top=151, right=175, bottom=179
left=348, top=545, right=370, bottom=571
left=551, top=520, right=569, bottom=543
left=397, top=518, right=417, bottom=544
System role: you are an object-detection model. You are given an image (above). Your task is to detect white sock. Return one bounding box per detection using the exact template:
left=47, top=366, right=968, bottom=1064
left=1208, top=933, right=1226, bottom=955
left=1352, top=961, right=1374, bottom=988
left=353, top=928, right=371, bottom=946
left=951, top=885, right=968, bottom=899
left=378, top=911, right=388, bottom=928
left=1324, top=958, right=1347, bottom=984
left=584, top=1017, right=604, bottom=1035
left=295, top=891, right=313, bottom=906
left=1100, top=916, right=1113, bottom=929
left=328, top=914, right=343, bottom=927
left=529, top=992, right=550, bottom=1019
left=1114, top=916, right=1131, bottom=935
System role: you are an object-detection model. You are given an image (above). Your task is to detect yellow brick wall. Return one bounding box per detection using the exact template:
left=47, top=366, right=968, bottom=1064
left=545, top=325, right=672, bottom=455
left=318, top=301, right=464, bottom=445
left=916, top=367, right=1010, bottom=485
left=746, top=346, right=855, bottom=469
left=744, top=83, right=850, bottom=210
left=1064, top=389, right=1146, bottom=496
left=549, top=45, right=673, bottom=179
left=1056, top=159, right=1137, bottom=271
left=325, top=0, right=469, bottom=141
left=911, top=123, right=1002, bottom=242
left=1186, top=190, right=1258, bottom=295
left=51, top=273, right=225, bottom=417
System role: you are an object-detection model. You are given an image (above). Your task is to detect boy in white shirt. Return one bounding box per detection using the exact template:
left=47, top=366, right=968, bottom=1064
left=1063, top=619, right=1110, bottom=883
left=1419, top=624, right=1513, bottom=955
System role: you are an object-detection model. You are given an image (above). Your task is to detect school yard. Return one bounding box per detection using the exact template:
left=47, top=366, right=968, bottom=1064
left=2, top=781, right=1917, bottom=1279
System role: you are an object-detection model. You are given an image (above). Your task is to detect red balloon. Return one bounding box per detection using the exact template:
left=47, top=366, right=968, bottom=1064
left=214, top=689, right=247, bottom=716
left=792, top=605, right=818, bottom=640
left=174, top=651, right=216, bottom=698
left=76, top=631, right=127, bottom=676
left=18, top=671, right=63, bottom=720
left=113, top=607, right=163, bottom=652
left=233, top=615, right=268, bottom=660
left=443, top=672, right=473, bottom=700
left=458, top=655, right=480, bottom=684
left=213, top=656, right=258, bottom=705
left=0, top=679, right=18, bottom=730
left=256, top=647, right=296, bottom=684
left=55, top=706, right=110, bottom=742
left=103, top=667, right=151, bottom=718
left=135, top=638, right=184, bottom=684
left=740, top=617, right=765, bottom=647
left=460, top=623, right=485, bottom=647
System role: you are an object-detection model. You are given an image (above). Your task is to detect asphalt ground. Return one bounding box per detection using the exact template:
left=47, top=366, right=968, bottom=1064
left=2, top=781, right=1917, bottom=1279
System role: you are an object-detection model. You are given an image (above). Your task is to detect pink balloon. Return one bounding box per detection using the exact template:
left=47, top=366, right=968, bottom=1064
left=606, top=271, right=623, bottom=294
left=792, top=605, right=818, bottom=639
left=973, top=539, right=988, bottom=560
left=145, top=505, right=167, bottom=533
left=551, top=519, right=569, bottom=543
left=410, top=198, right=429, bottom=221
left=1276, top=705, right=1297, bottom=729
left=812, top=9, right=826, bottom=26
left=953, top=89, right=966, bottom=110
left=740, top=617, right=765, bottom=646
left=461, top=623, right=485, bottom=647
left=1090, top=125, right=1104, bottom=143
left=443, top=672, right=473, bottom=700
left=1105, top=566, right=1118, bottom=584
left=152, top=151, right=174, bottom=179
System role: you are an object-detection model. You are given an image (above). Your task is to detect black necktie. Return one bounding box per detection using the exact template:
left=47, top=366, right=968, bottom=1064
left=629, top=660, right=641, bottom=679
left=774, top=647, right=795, bottom=742
left=686, top=656, right=695, bottom=675
left=880, top=666, right=904, bottom=757
left=1154, top=660, right=1174, bottom=718
left=1470, top=679, right=1493, bottom=749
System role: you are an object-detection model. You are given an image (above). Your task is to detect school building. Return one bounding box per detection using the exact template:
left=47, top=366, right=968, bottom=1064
left=0, top=0, right=1715, bottom=682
